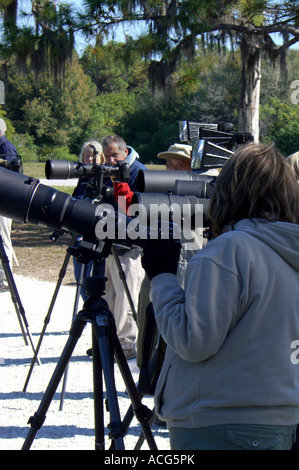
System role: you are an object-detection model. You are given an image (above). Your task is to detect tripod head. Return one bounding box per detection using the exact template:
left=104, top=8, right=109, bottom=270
left=68, top=237, right=114, bottom=300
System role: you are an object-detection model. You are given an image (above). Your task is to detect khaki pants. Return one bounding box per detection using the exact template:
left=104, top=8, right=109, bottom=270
left=0, top=216, right=12, bottom=281
left=104, top=253, right=144, bottom=350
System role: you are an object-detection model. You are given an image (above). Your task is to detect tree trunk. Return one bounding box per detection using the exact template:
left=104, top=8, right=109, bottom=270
left=238, top=37, right=262, bottom=143
left=3, top=0, right=18, bottom=34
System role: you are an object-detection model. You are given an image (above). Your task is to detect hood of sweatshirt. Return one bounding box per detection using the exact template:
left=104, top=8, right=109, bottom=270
left=233, top=218, right=299, bottom=272
left=125, top=146, right=139, bottom=166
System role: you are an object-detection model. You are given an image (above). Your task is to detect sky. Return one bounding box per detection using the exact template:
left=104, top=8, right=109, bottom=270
left=60, top=0, right=299, bottom=53
left=17, top=0, right=299, bottom=55
left=61, top=0, right=145, bottom=54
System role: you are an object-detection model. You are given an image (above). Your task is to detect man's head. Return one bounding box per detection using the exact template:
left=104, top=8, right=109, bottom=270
left=102, top=135, right=128, bottom=166
left=157, top=143, right=192, bottom=171
left=0, top=118, right=6, bottom=136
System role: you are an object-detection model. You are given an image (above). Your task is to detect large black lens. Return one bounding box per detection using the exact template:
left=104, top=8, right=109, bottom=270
left=136, top=170, right=193, bottom=192
left=0, top=167, right=99, bottom=240
left=131, top=192, right=210, bottom=228
left=136, top=169, right=215, bottom=193
left=0, top=167, right=39, bottom=222
left=45, top=160, right=94, bottom=179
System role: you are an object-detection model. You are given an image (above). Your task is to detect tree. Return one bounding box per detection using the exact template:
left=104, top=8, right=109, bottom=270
left=4, top=55, right=98, bottom=158
left=260, top=97, right=299, bottom=156
left=115, top=47, right=243, bottom=163
left=0, top=0, right=75, bottom=83
left=79, top=0, right=299, bottom=142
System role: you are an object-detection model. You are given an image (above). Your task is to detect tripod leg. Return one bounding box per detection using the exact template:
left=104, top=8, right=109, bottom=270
left=92, top=313, right=125, bottom=450
left=8, top=275, right=40, bottom=363
left=11, top=294, right=28, bottom=345
left=21, top=312, right=87, bottom=450
left=59, top=262, right=86, bottom=410
left=111, top=246, right=138, bottom=324
left=92, top=322, right=105, bottom=450
left=113, top=333, right=158, bottom=450
left=23, top=234, right=76, bottom=392
left=0, top=235, right=26, bottom=344
left=0, top=235, right=40, bottom=359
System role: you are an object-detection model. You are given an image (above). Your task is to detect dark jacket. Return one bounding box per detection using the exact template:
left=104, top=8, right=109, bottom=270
left=0, top=135, right=18, bottom=161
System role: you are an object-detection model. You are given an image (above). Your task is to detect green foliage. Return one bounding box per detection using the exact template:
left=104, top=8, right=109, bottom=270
left=116, top=95, right=179, bottom=163
left=3, top=55, right=98, bottom=158
left=12, top=133, right=39, bottom=162
left=260, top=97, right=299, bottom=156
left=238, top=0, right=267, bottom=25
left=80, top=41, right=148, bottom=94
left=116, top=48, right=242, bottom=163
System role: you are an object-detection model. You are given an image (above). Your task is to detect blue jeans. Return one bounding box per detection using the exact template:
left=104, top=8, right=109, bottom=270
left=169, top=424, right=296, bottom=450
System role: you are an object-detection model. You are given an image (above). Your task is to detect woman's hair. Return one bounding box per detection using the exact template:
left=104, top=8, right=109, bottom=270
left=79, top=140, right=105, bottom=163
left=209, top=142, right=299, bottom=237
left=287, top=151, right=299, bottom=181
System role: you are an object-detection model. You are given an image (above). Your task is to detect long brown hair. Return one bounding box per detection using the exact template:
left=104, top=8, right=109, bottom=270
left=209, top=143, right=299, bottom=237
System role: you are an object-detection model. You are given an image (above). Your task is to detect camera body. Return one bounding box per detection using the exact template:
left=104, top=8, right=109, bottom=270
left=0, top=155, right=23, bottom=173
left=45, top=159, right=130, bottom=182
left=131, top=121, right=253, bottom=232
left=45, top=159, right=130, bottom=203
left=179, top=120, right=253, bottom=171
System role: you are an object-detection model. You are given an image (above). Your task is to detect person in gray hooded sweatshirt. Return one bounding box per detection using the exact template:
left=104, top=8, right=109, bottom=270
left=142, top=142, right=299, bottom=450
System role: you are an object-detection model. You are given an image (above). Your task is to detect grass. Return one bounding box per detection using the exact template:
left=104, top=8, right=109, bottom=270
left=12, top=223, right=76, bottom=284
left=23, top=162, right=46, bottom=179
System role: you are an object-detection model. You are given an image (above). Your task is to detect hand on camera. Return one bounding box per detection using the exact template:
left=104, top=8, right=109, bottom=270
left=142, top=239, right=181, bottom=281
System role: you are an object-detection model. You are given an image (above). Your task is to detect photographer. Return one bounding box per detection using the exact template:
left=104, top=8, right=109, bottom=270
left=102, top=135, right=147, bottom=360
left=137, top=143, right=219, bottom=370
left=157, top=142, right=219, bottom=286
left=142, top=143, right=299, bottom=450
left=0, top=118, right=18, bottom=292
left=72, top=140, right=105, bottom=301
left=0, top=118, right=18, bottom=162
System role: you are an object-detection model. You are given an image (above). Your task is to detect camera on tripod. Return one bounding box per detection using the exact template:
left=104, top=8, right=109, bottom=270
left=131, top=120, right=254, bottom=232
left=45, top=159, right=130, bottom=203
left=45, top=159, right=130, bottom=183
left=0, top=120, right=254, bottom=246
left=0, top=155, right=23, bottom=173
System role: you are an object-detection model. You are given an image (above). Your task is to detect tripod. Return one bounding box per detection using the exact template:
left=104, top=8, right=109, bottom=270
left=21, top=243, right=157, bottom=451
left=23, top=233, right=80, bottom=392
left=0, top=234, right=40, bottom=364
left=23, top=233, right=139, bottom=399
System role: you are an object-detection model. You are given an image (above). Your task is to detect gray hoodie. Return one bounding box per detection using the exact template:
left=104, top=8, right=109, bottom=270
left=151, top=219, right=299, bottom=428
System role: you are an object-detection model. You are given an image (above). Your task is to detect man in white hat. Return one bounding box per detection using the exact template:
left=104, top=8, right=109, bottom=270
left=0, top=117, right=18, bottom=291
left=0, top=118, right=18, bottom=162
left=137, top=142, right=209, bottom=371
left=157, top=143, right=192, bottom=171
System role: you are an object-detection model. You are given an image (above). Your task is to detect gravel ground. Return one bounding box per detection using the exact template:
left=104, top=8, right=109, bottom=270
left=0, top=274, right=170, bottom=451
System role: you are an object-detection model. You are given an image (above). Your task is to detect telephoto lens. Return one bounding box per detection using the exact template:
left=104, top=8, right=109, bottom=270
left=45, top=160, right=94, bottom=179
left=0, top=166, right=100, bottom=241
